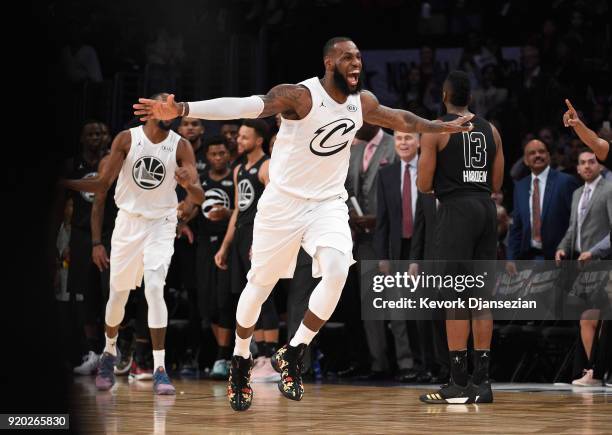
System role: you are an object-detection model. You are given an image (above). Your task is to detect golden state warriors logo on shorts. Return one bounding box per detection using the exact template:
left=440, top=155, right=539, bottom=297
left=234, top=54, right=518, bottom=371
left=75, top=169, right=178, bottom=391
left=80, top=172, right=98, bottom=202
left=238, top=179, right=255, bottom=211
left=202, top=188, right=231, bottom=218
left=132, top=156, right=165, bottom=190
left=310, top=118, right=356, bottom=156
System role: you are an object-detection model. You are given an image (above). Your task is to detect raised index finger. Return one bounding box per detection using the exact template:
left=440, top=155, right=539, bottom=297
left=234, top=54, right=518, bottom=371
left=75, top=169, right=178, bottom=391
left=565, top=99, right=576, bottom=112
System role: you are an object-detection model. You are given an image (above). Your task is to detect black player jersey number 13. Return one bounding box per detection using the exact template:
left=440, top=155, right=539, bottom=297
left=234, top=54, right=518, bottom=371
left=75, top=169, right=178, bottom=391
left=434, top=114, right=496, bottom=200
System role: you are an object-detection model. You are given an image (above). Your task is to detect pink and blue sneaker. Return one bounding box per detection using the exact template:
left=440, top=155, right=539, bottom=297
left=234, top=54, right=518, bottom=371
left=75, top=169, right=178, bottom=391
left=95, top=352, right=117, bottom=391
left=153, top=367, right=176, bottom=395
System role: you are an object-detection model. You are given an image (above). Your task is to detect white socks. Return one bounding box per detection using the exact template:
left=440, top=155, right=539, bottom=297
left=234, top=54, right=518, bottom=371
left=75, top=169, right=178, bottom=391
left=104, top=333, right=118, bottom=356
left=233, top=333, right=252, bottom=359
left=290, top=322, right=317, bottom=347
left=153, top=350, right=166, bottom=370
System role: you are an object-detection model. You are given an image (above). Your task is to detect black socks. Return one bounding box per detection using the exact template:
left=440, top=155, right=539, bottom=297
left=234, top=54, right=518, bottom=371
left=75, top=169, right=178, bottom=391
left=449, top=350, right=469, bottom=387
left=473, top=349, right=491, bottom=385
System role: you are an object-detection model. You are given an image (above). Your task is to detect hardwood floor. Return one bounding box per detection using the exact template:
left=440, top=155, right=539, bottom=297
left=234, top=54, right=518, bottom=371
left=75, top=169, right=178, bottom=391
left=72, top=378, right=612, bottom=434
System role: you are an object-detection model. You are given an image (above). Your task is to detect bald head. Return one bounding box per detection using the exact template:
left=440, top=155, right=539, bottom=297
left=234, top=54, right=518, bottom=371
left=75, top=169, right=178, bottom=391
left=523, top=139, right=550, bottom=175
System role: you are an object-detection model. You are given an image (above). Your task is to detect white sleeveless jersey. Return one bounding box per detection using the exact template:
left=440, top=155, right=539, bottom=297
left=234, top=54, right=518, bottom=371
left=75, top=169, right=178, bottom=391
left=114, top=126, right=180, bottom=219
left=269, top=77, right=363, bottom=200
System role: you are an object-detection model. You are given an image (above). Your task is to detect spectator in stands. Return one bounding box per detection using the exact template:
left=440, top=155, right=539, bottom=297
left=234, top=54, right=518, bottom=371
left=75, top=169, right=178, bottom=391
left=61, top=26, right=103, bottom=84
left=471, top=64, right=508, bottom=117
left=512, top=45, right=552, bottom=133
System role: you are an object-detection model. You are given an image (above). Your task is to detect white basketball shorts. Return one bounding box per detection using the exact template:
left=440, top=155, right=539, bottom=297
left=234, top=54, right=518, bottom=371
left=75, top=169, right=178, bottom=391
left=110, top=209, right=177, bottom=291
left=246, top=183, right=355, bottom=287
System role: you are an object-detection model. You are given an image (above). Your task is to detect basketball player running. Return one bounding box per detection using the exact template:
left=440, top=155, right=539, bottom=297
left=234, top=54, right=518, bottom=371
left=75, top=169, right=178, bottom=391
left=62, top=93, right=205, bottom=395
left=417, top=71, right=504, bottom=404
left=134, top=37, right=474, bottom=411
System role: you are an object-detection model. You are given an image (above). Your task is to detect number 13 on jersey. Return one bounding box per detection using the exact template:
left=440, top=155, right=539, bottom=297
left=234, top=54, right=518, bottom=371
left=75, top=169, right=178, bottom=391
left=462, top=132, right=488, bottom=182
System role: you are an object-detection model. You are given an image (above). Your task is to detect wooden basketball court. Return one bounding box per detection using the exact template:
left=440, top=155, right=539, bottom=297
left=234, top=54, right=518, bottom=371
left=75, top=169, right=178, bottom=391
left=72, top=377, right=611, bottom=433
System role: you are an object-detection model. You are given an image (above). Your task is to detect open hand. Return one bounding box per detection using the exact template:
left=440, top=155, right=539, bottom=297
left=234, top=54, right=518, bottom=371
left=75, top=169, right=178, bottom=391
left=437, top=114, right=475, bottom=133
left=133, top=94, right=181, bottom=121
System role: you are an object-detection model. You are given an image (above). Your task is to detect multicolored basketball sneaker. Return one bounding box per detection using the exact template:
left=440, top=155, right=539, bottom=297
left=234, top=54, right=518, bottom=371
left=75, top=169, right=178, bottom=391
left=227, top=355, right=254, bottom=411
left=95, top=352, right=117, bottom=391
left=271, top=344, right=307, bottom=401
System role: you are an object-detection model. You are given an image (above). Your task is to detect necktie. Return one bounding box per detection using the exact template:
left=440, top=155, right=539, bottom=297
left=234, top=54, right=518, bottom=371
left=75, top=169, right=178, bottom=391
left=532, top=177, right=542, bottom=242
left=362, top=142, right=377, bottom=172
left=579, top=186, right=591, bottom=226
left=403, top=164, right=413, bottom=238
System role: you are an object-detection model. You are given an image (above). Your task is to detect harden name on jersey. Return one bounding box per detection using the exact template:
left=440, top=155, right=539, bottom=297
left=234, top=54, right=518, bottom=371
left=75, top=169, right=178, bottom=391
left=463, top=170, right=488, bottom=183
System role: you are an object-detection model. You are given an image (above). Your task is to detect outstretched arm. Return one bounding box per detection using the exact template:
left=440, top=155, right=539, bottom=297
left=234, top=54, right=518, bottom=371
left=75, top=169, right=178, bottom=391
left=133, top=84, right=312, bottom=121
left=62, top=131, right=129, bottom=194
left=564, top=99, right=610, bottom=161
left=361, top=91, right=474, bottom=134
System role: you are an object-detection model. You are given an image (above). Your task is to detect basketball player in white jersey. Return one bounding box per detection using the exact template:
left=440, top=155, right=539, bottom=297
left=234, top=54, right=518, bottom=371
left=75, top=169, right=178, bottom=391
left=134, top=37, right=474, bottom=411
left=62, top=93, right=205, bottom=395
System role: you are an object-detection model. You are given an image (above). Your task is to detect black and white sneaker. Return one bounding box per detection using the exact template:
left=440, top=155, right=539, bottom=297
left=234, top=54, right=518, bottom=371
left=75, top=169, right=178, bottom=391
left=419, top=382, right=474, bottom=404
left=472, top=381, right=493, bottom=403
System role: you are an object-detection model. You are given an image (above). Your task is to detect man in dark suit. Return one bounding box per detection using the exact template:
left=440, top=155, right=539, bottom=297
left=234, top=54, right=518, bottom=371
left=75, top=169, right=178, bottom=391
left=508, top=139, right=580, bottom=263
left=346, top=123, right=397, bottom=379
left=408, top=192, right=450, bottom=383
left=372, top=131, right=419, bottom=381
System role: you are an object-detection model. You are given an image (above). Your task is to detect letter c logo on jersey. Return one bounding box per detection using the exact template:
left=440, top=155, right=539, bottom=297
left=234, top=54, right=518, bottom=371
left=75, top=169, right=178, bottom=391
left=310, top=118, right=356, bottom=156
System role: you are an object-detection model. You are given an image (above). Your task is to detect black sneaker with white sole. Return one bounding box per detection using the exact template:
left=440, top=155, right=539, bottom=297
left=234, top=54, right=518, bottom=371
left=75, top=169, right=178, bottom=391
left=419, top=381, right=474, bottom=404
left=472, top=381, right=493, bottom=403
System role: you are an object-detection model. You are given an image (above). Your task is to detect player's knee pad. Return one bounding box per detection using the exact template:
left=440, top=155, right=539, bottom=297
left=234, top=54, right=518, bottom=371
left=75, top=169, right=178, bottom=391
left=235, top=281, right=275, bottom=329
left=105, top=285, right=130, bottom=328
left=308, top=247, right=351, bottom=321
left=317, top=247, right=351, bottom=288
left=144, top=268, right=168, bottom=328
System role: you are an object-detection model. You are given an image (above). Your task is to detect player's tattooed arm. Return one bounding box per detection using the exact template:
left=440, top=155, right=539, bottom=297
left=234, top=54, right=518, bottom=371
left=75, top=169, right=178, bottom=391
left=416, top=132, right=438, bottom=193
left=361, top=91, right=474, bottom=134
left=176, top=139, right=205, bottom=206
left=491, top=123, right=505, bottom=193
left=61, top=131, right=130, bottom=194
left=258, top=84, right=312, bottom=119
